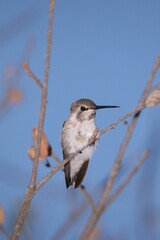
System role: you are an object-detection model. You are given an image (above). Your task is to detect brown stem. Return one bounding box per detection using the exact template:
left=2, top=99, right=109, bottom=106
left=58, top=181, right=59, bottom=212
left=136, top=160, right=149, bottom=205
left=105, top=150, right=149, bottom=208
left=0, top=225, right=11, bottom=239
left=80, top=185, right=96, bottom=210
left=11, top=1, right=55, bottom=239
left=23, top=63, right=44, bottom=90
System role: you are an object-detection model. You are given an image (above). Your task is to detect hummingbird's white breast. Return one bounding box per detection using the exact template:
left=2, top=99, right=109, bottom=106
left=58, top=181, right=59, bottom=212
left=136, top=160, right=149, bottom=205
left=61, top=112, right=98, bottom=181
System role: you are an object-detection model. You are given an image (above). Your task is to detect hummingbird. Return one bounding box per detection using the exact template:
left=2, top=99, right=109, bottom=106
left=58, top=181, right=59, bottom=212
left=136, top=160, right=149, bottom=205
left=61, top=98, right=119, bottom=189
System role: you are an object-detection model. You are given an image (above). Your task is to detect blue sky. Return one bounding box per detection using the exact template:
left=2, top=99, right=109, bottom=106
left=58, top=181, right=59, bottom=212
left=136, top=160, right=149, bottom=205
left=0, top=0, right=160, bottom=239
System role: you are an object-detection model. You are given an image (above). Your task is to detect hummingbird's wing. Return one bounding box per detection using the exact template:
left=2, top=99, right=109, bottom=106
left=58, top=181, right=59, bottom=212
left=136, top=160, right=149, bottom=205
left=63, top=150, right=89, bottom=188
left=74, top=159, right=89, bottom=188
left=64, top=161, right=72, bottom=188
left=61, top=121, right=71, bottom=187
left=62, top=148, right=72, bottom=188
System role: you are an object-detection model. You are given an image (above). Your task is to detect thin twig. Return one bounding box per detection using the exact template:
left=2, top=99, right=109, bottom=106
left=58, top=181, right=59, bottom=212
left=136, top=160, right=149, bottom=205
left=81, top=57, right=160, bottom=240
left=99, top=103, right=145, bottom=136
left=11, top=1, right=55, bottom=239
left=30, top=0, right=54, bottom=189
left=105, top=150, right=149, bottom=208
left=23, top=63, right=44, bottom=90
left=80, top=185, right=96, bottom=210
left=51, top=151, right=149, bottom=240
left=140, top=56, right=160, bottom=103
left=50, top=150, right=62, bottom=164
left=150, top=82, right=160, bottom=92
left=45, top=153, right=96, bottom=210
left=52, top=150, right=148, bottom=240
left=43, top=156, right=95, bottom=209
left=0, top=225, right=11, bottom=239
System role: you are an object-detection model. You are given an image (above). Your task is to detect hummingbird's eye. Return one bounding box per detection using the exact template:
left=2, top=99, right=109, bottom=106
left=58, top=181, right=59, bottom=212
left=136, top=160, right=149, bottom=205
left=81, top=106, right=87, bottom=111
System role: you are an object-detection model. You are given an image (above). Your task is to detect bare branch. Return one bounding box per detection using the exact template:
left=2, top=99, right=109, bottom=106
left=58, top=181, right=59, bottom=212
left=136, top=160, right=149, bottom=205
left=100, top=103, right=145, bottom=136
left=36, top=157, right=68, bottom=191
left=11, top=1, right=55, bottom=239
left=81, top=57, right=160, bottom=240
left=105, top=150, right=149, bottom=208
left=150, top=82, right=160, bottom=92
left=23, top=63, right=44, bottom=90
left=51, top=151, right=149, bottom=240
left=42, top=153, right=95, bottom=209
left=80, top=185, right=96, bottom=210
left=140, top=56, right=160, bottom=103
left=50, top=149, right=62, bottom=164
left=29, top=0, right=54, bottom=191
left=0, top=225, right=11, bottom=239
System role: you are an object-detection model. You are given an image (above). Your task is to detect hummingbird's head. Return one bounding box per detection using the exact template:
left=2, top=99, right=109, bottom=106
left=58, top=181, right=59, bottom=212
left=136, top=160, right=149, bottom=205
left=70, top=98, right=119, bottom=122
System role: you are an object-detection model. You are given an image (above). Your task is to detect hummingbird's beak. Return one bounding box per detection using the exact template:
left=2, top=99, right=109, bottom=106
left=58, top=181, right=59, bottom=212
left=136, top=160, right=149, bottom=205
left=95, top=105, right=119, bottom=110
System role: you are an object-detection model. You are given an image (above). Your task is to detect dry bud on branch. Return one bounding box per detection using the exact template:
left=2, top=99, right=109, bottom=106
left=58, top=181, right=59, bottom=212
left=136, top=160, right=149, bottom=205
left=145, top=90, right=160, bottom=107
left=28, top=127, right=52, bottom=161
left=28, top=146, right=36, bottom=161
left=7, top=88, right=23, bottom=104
left=0, top=206, right=5, bottom=225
